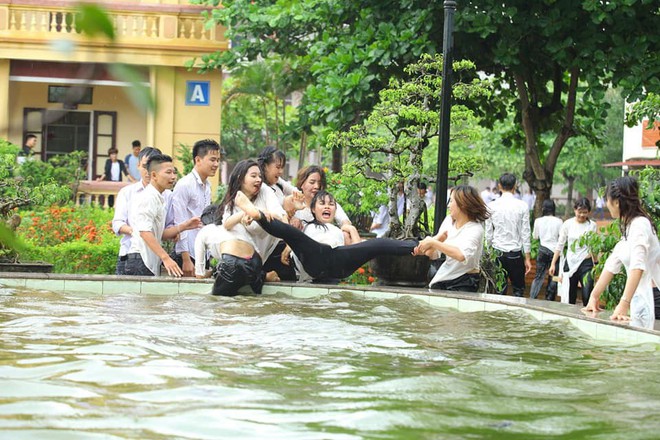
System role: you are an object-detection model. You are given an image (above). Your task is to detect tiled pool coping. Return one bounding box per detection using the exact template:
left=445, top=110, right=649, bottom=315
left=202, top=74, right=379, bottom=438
left=1, top=272, right=659, bottom=345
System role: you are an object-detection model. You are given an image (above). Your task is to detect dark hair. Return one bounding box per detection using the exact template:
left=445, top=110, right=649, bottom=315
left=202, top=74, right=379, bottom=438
left=25, top=134, right=37, bottom=142
left=541, top=199, right=556, bottom=216
left=192, top=139, right=221, bottom=160
left=146, top=154, right=173, bottom=172
left=107, top=147, right=118, bottom=155
left=201, top=203, right=219, bottom=226
left=417, top=182, right=427, bottom=191
left=137, top=146, right=162, bottom=162
left=132, top=140, right=141, bottom=148
left=606, top=176, right=656, bottom=238
left=573, top=197, right=591, bottom=212
left=308, top=190, right=336, bottom=229
left=451, top=185, right=490, bottom=223
left=257, top=146, right=286, bottom=184
left=216, top=159, right=260, bottom=221
left=498, top=173, right=517, bottom=191
left=296, top=165, right=327, bottom=191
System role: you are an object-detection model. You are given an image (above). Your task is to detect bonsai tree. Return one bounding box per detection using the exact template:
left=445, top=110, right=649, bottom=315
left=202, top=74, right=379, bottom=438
left=0, top=140, right=75, bottom=262
left=328, top=54, right=490, bottom=239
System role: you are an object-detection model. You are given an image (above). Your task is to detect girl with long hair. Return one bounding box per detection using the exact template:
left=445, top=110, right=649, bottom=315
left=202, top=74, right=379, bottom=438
left=584, top=176, right=659, bottom=328
left=413, top=185, right=489, bottom=292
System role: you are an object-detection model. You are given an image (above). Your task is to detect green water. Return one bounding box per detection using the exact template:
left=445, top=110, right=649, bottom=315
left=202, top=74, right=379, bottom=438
left=0, top=287, right=659, bottom=439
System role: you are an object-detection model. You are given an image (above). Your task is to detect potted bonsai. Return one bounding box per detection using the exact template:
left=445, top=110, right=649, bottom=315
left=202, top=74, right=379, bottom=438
left=328, top=54, right=490, bottom=285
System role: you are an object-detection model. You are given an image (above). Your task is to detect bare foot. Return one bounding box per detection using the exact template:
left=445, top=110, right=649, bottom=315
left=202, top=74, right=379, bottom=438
left=265, top=270, right=280, bottom=282
left=235, top=191, right=261, bottom=219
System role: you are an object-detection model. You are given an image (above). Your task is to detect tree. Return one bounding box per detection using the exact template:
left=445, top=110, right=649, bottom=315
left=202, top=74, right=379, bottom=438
left=191, top=0, right=659, bottom=199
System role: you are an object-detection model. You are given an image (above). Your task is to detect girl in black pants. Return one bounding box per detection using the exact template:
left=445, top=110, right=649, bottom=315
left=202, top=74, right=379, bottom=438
left=235, top=190, right=417, bottom=283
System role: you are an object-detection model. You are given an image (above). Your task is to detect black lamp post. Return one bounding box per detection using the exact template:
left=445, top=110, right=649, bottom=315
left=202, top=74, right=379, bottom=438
left=433, top=0, right=456, bottom=234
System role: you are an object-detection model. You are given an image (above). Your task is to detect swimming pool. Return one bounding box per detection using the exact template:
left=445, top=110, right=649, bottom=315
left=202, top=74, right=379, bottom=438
left=1, top=286, right=659, bottom=439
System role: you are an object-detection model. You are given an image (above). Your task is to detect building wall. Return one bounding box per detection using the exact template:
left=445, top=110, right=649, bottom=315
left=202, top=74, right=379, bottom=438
left=623, top=120, right=660, bottom=161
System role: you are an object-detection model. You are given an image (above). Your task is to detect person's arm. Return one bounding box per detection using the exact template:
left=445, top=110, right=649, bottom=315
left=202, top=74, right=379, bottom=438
left=112, top=187, right=132, bottom=236
left=521, top=205, right=532, bottom=274
left=484, top=208, right=494, bottom=246
left=140, top=230, right=182, bottom=277
left=549, top=221, right=568, bottom=276
left=171, top=183, right=196, bottom=276
left=121, top=161, right=136, bottom=182
left=223, top=210, right=246, bottom=230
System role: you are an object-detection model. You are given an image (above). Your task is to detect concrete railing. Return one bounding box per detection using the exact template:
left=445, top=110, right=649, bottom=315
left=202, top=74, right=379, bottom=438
left=75, top=180, right=131, bottom=208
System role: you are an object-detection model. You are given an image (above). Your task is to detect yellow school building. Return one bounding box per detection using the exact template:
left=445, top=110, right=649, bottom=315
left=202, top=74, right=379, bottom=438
left=0, top=0, right=226, bottom=182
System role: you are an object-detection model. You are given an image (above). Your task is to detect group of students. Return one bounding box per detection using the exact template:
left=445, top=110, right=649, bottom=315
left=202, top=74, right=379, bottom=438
left=110, top=142, right=659, bottom=328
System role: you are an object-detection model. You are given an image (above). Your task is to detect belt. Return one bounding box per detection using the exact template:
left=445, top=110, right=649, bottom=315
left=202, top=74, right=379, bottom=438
left=119, top=255, right=128, bottom=262
left=126, top=253, right=142, bottom=260
left=497, top=249, right=522, bottom=257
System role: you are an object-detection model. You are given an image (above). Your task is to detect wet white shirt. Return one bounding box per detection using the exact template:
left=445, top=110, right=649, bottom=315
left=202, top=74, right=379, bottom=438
left=263, top=178, right=296, bottom=205
left=429, top=216, right=485, bottom=286
left=193, top=223, right=232, bottom=277
left=371, top=205, right=390, bottom=238
left=604, top=217, right=659, bottom=329
left=128, top=184, right=167, bottom=276
left=172, top=169, right=211, bottom=256
left=485, top=192, right=531, bottom=253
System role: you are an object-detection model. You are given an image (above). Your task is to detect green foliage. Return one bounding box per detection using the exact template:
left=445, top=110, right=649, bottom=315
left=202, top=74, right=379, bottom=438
left=74, top=4, right=115, bottom=40
left=329, top=54, right=490, bottom=239
left=625, top=92, right=660, bottom=130
left=175, top=143, right=195, bottom=178
left=16, top=204, right=117, bottom=274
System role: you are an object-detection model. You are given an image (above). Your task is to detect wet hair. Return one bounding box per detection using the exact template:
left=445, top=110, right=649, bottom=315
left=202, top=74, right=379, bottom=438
left=257, top=146, right=286, bottom=185
left=201, top=203, right=220, bottom=226
left=606, top=176, right=656, bottom=238
left=216, top=159, right=260, bottom=221
left=146, top=154, right=173, bottom=172
left=107, top=147, right=118, bottom=155
left=541, top=199, right=556, bottom=216
left=137, top=146, right=162, bottom=162
left=573, top=197, right=591, bottom=212
left=451, top=185, right=490, bottom=223
left=308, top=190, right=336, bottom=230
left=498, top=173, right=517, bottom=191
left=132, top=140, right=141, bottom=148
left=296, top=165, right=327, bottom=192
left=192, top=139, right=221, bottom=160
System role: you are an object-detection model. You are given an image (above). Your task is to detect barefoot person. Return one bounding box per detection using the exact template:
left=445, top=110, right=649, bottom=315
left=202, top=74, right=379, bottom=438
left=583, top=177, right=659, bottom=328
left=413, top=185, right=489, bottom=292
left=234, top=189, right=418, bottom=283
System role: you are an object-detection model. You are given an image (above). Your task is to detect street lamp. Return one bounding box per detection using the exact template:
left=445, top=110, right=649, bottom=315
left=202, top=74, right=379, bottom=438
left=433, top=0, right=456, bottom=234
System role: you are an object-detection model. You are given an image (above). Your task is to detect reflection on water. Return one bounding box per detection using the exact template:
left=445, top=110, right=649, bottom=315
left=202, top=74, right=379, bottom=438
left=0, top=287, right=659, bottom=439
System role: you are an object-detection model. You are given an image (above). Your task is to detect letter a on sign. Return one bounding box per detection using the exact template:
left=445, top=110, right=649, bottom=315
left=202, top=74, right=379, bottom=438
left=186, top=81, right=210, bottom=106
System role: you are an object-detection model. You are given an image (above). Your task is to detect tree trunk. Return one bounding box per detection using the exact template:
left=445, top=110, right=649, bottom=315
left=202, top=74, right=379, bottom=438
left=298, top=131, right=307, bottom=170
left=565, top=175, right=575, bottom=219
left=332, top=146, right=342, bottom=172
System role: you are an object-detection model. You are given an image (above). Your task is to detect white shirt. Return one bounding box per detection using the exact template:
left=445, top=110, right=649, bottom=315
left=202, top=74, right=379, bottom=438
left=126, top=154, right=141, bottom=181
left=128, top=184, right=167, bottom=276
left=371, top=205, right=390, bottom=238
left=264, top=178, right=296, bottom=205
left=295, top=202, right=350, bottom=226
left=172, top=169, right=211, bottom=256
left=480, top=189, right=494, bottom=204
left=522, top=193, right=536, bottom=211
left=225, top=186, right=287, bottom=260
left=533, top=215, right=562, bottom=252
left=193, top=224, right=231, bottom=277
left=293, top=222, right=345, bottom=282
left=112, top=181, right=174, bottom=257
left=555, top=217, right=597, bottom=268
left=110, top=162, right=120, bottom=181
left=397, top=193, right=405, bottom=217
left=429, top=216, right=485, bottom=286
left=604, top=217, right=659, bottom=328
left=485, top=192, right=532, bottom=253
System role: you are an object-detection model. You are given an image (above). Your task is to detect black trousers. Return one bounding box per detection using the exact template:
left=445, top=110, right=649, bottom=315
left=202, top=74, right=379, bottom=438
left=496, top=249, right=526, bottom=297
left=124, top=253, right=155, bottom=276
left=256, top=216, right=417, bottom=281
left=529, top=246, right=559, bottom=300
left=212, top=253, right=265, bottom=296
left=568, top=258, right=594, bottom=305
left=262, top=240, right=298, bottom=281
left=430, top=272, right=480, bottom=292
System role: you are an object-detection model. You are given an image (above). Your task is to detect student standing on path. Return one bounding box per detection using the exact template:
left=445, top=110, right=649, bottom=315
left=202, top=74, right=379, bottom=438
left=529, top=199, right=563, bottom=300
left=583, top=177, right=659, bottom=329
left=125, top=140, right=142, bottom=182
left=172, top=139, right=221, bottom=277
left=485, top=173, right=532, bottom=296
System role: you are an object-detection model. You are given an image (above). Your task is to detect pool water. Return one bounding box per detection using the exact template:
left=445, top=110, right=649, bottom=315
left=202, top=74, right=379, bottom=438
left=1, top=287, right=659, bottom=439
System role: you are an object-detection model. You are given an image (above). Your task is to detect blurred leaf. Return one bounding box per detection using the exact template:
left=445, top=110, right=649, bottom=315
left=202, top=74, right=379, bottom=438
left=108, top=64, right=155, bottom=112
left=75, top=4, right=115, bottom=40
left=0, top=223, right=24, bottom=252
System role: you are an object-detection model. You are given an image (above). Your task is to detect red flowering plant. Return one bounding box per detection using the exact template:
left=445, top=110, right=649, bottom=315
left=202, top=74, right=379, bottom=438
left=342, top=264, right=377, bottom=286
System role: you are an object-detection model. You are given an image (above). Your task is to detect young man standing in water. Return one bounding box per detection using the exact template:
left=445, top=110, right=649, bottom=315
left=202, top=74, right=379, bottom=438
left=172, top=139, right=221, bottom=277
left=124, top=154, right=201, bottom=277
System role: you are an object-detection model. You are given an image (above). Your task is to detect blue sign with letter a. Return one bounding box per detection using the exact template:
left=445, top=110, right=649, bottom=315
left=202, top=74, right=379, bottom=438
left=185, top=81, right=210, bottom=106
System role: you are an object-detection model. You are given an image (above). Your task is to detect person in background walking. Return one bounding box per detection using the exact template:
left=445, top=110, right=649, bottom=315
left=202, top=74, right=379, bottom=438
left=97, top=147, right=135, bottom=208
left=125, top=140, right=142, bottom=182
left=529, top=199, right=562, bottom=300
